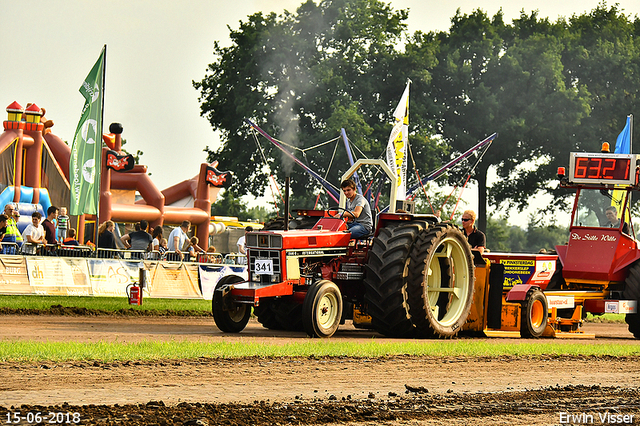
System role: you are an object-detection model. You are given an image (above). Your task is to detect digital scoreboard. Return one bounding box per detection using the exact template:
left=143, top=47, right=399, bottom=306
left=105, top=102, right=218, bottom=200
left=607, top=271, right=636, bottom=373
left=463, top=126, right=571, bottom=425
left=568, top=152, right=638, bottom=185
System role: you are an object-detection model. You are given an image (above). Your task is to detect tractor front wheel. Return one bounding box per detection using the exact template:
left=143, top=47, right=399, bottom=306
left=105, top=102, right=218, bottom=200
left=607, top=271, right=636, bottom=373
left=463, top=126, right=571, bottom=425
left=212, top=275, right=251, bottom=333
left=302, top=280, right=343, bottom=338
left=521, top=289, right=548, bottom=338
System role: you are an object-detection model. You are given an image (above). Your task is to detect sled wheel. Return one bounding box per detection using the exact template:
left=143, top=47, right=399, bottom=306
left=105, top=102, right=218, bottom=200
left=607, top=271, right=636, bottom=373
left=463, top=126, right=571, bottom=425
left=521, top=289, right=548, bottom=338
left=302, top=280, right=343, bottom=338
left=212, top=275, right=251, bottom=333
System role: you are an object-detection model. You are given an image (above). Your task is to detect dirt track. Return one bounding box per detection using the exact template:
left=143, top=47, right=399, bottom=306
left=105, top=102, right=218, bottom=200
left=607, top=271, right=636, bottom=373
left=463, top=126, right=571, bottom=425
left=1, top=316, right=639, bottom=425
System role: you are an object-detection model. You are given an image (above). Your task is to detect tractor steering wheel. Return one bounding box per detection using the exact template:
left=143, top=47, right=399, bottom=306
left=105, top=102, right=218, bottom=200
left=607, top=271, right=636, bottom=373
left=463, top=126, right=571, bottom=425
left=328, top=207, right=353, bottom=223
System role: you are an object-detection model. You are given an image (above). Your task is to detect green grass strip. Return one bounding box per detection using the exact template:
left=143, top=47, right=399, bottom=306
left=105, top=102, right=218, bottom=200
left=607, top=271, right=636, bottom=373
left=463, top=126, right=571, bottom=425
left=0, top=295, right=211, bottom=313
left=0, top=340, right=638, bottom=363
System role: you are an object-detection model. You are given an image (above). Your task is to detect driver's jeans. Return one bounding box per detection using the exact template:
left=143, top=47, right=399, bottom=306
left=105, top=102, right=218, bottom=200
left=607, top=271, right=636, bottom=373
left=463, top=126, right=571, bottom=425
left=347, top=222, right=370, bottom=239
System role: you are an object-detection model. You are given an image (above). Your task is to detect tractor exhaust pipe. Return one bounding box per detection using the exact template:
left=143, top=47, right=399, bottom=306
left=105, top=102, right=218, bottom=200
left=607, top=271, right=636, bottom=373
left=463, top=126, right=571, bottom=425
left=284, top=176, right=290, bottom=231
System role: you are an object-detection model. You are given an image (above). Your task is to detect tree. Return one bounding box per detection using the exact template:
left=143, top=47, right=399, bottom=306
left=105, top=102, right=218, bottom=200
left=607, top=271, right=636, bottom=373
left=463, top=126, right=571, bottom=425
left=196, top=1, right=640, bottom=226
left=421, top=9, right=591, bottom=231
left=120, top=139, right=143, bottom=165
left=211, top=190, right=248, bottom=219
left=194, top=0, right=447, bottom=210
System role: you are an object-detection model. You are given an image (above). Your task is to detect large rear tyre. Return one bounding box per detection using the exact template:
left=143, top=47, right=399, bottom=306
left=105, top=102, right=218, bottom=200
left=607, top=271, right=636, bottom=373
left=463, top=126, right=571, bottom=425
left=302, top=280, right=343, bottom=338
left=273, top=299, right=304, bottom=331
left=623, top=261, right=640, bottom=339
left=406, top=224, right=474, bottom=338
left=254, top=300, right=282, bottom=330
left=254, top=299, right=304, bottom=331
left=521, top=288, right=548, bottom=338
left=363, top=221, right=429, bottom=337
left=212, top=275, right=251, bottom=333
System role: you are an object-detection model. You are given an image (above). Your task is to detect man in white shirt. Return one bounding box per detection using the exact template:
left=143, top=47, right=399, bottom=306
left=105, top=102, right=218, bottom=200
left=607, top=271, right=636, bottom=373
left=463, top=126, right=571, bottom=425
left=167, top=220, right=191, bottom=258
left=236, top=226, right=253, bottom=265
left=21, top=212, right=45, bottom=254
left=22, top=212, right=45, bottom=244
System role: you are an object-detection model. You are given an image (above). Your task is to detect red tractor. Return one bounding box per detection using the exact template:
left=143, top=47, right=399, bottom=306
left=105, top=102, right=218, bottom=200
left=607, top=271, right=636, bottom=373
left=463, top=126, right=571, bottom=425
left=212, top=159, right=476, bottom=338
left=213, top=150, right=640, bottom=340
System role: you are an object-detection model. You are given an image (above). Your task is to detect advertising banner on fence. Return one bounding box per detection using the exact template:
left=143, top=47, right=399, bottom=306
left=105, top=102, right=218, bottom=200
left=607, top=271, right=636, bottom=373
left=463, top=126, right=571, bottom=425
left=199, top=264, right=248, bottom=300
left=88, top=258, right=143, bottom=297
left=26, top=257, right=92, bottom=296
left=147, top=262, right=202, bottom=299
left=0, top=255, right=31, bottom=294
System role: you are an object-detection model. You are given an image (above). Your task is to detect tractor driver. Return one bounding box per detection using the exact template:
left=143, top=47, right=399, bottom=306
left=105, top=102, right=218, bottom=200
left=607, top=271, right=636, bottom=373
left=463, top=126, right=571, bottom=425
left=340, top=179, right=373, bottom=239
left=604, top=206, right=630, bottom=234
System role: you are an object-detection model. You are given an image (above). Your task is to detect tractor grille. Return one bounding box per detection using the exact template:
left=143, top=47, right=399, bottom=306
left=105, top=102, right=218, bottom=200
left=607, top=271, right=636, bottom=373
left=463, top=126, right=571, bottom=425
left=336, top=263, right=364, bottom=280
left=249, top=249, right=282, bottom=284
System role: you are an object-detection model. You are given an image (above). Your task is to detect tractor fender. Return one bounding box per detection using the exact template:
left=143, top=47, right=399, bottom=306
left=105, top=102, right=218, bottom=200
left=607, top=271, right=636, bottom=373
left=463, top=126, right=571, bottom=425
left=505, top=283, right=541, bottom=303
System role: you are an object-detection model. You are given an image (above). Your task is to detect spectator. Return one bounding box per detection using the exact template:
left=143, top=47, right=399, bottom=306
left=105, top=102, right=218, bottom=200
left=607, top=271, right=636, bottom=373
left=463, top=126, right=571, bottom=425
left=167, top=220, right=190, bottom=258
left=159, top=238, right=168, bottom=253
left=187, top=236, right=205, bottom=260
left=0, top=214, right=8, bottom=252
left=21, top=212, right=45, bottom=252
left=151, top=226, right=164, bottom=251
left=0, top=214, right=7, bottom=242
left=3, top=204, right=22, bottom=245
left=42, top=206, right=59, bottom=245
left=121, top=220, right=153, bottom=251
left=97, top=220, right=118, bottom=249
left=62, top=228, right=80, bottom=246
left=57, top=207, right=69, bottom=241
left=236, top=226, right=253, bottom=264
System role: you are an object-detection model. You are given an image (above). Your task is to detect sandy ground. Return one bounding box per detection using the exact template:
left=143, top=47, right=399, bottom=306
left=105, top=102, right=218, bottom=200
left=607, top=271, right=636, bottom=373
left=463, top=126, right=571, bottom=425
left=0, top=316, right=639, bottom=425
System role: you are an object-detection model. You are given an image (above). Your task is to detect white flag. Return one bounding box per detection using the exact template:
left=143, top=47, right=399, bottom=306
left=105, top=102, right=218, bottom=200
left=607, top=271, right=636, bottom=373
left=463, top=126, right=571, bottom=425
left=385, top=80, right=410, bottom=200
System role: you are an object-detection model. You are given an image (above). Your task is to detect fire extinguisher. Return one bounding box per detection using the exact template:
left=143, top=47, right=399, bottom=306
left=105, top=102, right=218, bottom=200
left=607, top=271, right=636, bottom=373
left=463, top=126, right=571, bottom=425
left=127, top=282, right=142, bottom=305
left=126, top=267, right=147, bottom=306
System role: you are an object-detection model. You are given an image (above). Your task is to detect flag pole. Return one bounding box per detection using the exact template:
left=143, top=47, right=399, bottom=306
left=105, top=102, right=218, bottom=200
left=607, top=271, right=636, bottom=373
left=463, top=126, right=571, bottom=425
left=94, top=44, right=107, bottom=247
left=630, top=114, right=633, bottom=154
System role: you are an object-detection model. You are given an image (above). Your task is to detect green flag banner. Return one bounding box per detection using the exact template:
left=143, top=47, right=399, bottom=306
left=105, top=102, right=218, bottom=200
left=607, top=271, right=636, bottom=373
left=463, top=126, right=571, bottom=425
left=69, top=47, right=105, bottom=215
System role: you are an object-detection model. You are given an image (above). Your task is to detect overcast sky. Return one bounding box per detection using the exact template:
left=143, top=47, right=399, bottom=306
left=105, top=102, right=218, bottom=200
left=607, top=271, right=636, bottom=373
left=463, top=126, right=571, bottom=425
left=1, top=0, right=639, bottom=217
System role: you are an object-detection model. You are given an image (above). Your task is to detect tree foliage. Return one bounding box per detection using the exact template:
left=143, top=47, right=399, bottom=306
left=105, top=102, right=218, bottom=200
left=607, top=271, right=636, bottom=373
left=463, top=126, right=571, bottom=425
left=195, top=1, right=640, bottom=227
left=486, top=216, right=568, bottom=253
left=211, top=190, right=277, bottom=222
left=194, top=0, right=446, bottom=210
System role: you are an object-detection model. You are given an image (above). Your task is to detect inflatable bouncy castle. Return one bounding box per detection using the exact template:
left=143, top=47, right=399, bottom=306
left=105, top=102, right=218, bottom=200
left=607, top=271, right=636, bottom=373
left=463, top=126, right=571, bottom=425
left=0, top=101, right=227, bottom=249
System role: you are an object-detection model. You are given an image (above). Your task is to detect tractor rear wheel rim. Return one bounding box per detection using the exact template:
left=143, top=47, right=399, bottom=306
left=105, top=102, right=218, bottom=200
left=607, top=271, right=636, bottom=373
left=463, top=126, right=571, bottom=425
left=426, top=236, right=470, bottom=327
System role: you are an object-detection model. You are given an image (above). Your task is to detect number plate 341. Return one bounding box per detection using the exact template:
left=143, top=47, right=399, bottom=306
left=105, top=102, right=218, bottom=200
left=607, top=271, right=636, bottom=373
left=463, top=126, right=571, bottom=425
left=255, top=259, right=273, bottom=275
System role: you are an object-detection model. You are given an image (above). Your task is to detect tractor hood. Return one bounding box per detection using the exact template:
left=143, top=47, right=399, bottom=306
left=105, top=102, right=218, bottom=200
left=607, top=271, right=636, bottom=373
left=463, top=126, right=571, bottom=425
left=246, top=228, right=352, bottom=250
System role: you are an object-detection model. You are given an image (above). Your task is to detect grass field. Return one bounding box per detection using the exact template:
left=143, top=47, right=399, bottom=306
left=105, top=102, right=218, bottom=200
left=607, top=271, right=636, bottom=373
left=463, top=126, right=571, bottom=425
left=0, top=295, right=211, bottom=315
left=0, top=296, right=636, bottom=362
left=0, top=295, right=628, bottom=323
left=0, top=339, right=638, bottom=362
